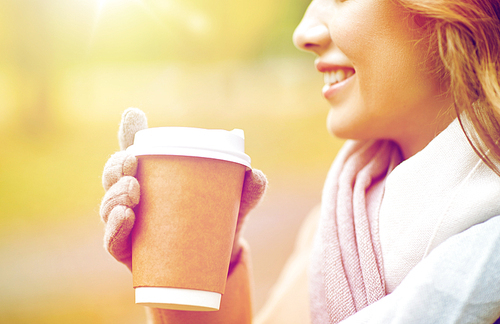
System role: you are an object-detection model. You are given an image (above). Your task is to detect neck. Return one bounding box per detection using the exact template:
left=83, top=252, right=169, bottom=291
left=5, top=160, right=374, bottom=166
left=396, top=115, right=455, bottom=160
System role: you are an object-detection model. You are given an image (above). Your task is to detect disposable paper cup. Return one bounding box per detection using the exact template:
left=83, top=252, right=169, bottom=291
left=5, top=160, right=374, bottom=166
left=127, top=127, right=250, bottom=311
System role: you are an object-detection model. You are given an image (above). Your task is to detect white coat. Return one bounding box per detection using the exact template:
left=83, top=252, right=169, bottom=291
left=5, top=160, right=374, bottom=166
left=256, top=120, right=500, bottom=323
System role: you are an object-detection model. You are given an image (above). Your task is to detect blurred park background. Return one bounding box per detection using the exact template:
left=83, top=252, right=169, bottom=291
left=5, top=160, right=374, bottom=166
left=0, top=0, right=344, bottom=322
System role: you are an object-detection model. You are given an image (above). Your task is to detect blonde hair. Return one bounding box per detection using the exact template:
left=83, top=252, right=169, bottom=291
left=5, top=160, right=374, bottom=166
left=398, top=0, right=500, bottom=175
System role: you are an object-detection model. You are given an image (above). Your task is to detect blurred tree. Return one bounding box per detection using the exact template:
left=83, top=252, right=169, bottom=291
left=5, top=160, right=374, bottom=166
left=1, top=0, right=54, bottom=134
left=0, top=0, right=311, bottom=134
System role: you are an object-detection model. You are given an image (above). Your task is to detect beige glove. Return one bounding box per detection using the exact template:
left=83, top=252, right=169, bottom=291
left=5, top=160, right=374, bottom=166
left=100, top=108, right=267, bottom=271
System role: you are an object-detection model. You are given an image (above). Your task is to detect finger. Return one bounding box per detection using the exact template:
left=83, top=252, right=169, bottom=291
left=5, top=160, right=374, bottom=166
left=238, top=168, right=268, bottom=219
left=119, top=107, right=148, bottom=151
left=102, top=151, right=138, bottom=191
left=231, top=169, right=268, bottom=264
left=104, top=205, right=135, bottom=270
left=100, top=176, right=140, bottom=223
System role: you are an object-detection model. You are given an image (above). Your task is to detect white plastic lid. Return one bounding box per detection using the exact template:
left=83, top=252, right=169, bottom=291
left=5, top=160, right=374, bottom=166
left=126, top=127, right=251, bottom=168
left=135, top=287, right=221, bottom=311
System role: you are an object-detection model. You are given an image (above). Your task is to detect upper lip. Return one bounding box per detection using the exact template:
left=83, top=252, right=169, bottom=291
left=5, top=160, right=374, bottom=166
left=315, top=60, right=355, bottom=74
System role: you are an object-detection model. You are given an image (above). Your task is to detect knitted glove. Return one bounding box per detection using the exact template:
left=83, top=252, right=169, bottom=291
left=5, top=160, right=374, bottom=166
left=99, top=108, right=267, bottom=271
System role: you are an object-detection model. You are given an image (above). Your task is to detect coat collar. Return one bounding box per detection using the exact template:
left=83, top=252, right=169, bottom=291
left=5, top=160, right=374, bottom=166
left=379, top=118, right=500, bottom=293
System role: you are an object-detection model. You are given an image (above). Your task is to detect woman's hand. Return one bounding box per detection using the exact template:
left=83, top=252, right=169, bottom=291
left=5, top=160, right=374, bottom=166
left=99, top=108, right=267, bottom=271
left=99, top=108, right=148, bottom=270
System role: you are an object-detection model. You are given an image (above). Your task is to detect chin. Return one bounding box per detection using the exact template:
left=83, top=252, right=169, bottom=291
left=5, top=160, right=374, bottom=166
left=326, top=109, right=354, bottom=140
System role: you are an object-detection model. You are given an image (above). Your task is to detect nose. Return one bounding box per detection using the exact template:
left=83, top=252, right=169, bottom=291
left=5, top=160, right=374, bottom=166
left=293, top=4, right=331, bottom=55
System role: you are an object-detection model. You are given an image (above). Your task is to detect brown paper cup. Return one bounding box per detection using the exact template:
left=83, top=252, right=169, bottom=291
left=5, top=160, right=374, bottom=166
left=127, top=127, right=250, bottom=311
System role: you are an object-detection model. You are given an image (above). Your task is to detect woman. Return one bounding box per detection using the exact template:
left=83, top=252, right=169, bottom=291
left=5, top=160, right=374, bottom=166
left=100, top=0, right=500, bottom=322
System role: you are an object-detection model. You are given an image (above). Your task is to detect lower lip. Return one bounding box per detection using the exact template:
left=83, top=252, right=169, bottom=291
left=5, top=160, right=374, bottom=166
left=322, top=73, right=356, bottom=99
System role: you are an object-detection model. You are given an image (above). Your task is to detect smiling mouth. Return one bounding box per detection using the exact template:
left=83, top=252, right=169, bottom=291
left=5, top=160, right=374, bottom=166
left=321, top=68, right=356, bottom=99
left=323, top=68, right=355, bottom=86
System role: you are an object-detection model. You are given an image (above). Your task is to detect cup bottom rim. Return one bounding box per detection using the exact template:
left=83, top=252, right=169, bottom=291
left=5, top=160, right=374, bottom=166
left=135, top=287, right=221, bottom=311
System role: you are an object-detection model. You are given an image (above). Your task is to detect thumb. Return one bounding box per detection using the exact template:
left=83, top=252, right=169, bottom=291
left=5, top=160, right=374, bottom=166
left=239, top=169, right=268, bottom=218
left=118, top=107, right=148, bottom=150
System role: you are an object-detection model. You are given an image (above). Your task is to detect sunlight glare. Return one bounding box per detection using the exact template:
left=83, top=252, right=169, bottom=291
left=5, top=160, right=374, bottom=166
left=87, top=0, right=138, bottom=52
left=85, top=0, right=213, bottom=54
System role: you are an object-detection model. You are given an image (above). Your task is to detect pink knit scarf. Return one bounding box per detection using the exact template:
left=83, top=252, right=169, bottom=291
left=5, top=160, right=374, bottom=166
left=309, top=140, right=402, bottom=323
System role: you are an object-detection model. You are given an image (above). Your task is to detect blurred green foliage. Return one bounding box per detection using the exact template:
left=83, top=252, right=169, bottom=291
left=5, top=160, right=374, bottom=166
left=0, top=0, right=344, bottom=229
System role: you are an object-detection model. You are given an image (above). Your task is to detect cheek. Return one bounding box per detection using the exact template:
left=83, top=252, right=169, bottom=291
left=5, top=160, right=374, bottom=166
left=327, top=1, right=388, bottom=65
left=330, top=2, right=432, bottom=107
left=328, top=16, right=365, bottom=65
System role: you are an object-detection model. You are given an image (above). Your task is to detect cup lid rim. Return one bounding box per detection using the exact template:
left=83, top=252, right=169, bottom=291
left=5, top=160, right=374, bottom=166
left=126, top=127, right=251, bottom=168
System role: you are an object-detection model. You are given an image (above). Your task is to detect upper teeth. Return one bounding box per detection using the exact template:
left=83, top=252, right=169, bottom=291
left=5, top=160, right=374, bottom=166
left=324, top=69, right=353, bottom=85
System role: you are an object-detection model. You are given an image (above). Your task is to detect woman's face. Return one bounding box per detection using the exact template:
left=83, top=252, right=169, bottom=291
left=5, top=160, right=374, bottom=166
left=293, top=0, right=454, bottom=158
